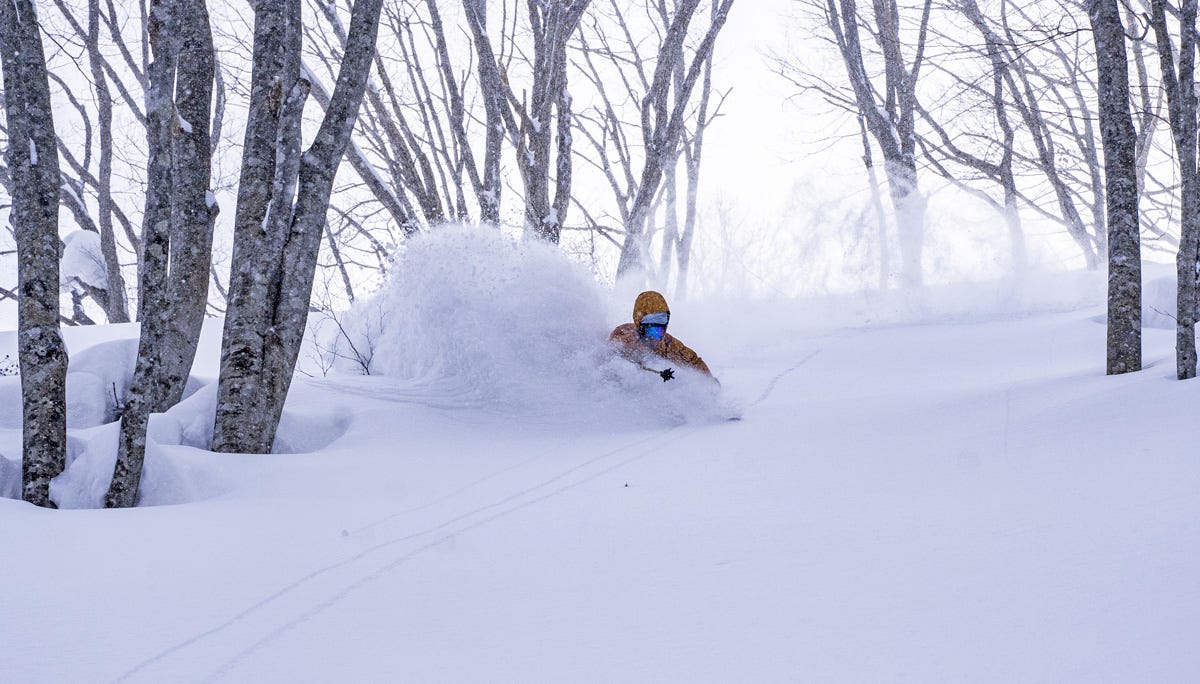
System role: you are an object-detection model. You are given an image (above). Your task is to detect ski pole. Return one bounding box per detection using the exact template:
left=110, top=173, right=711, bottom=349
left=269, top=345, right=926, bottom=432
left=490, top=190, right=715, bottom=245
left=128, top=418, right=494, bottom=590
left=639, top=363, right=675, bottom=382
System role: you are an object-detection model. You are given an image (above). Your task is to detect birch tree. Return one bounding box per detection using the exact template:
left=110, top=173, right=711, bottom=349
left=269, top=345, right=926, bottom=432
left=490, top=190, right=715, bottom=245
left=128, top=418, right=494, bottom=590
left=1149, top=0, right=1200, bottom=380
left=463, top=0, right=591, bottom=243
left=576, top=0, right=734, bottom=283
left=212, top=0, right=384, bottom=454
left=106, top=0, right=218, bottom=507
left=1088, top=0, right=1141, bottom=375
left=0, top=0, right=70, bottom=507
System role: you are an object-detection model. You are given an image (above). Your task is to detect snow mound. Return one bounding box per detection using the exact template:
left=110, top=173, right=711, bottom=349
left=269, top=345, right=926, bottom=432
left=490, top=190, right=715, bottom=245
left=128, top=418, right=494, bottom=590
left=341, top=225, right=733, bottom=428
left=1144, top=272, right=1178, bottom=330
left=66, top=337, right=139, bottom=428
left=60, top=230, right=108, bottom=292
left=48, top=377, right=347, bottom=508
left=274, top=405, right=353, bottom=454
left=51, top=382, right=230, bottom=509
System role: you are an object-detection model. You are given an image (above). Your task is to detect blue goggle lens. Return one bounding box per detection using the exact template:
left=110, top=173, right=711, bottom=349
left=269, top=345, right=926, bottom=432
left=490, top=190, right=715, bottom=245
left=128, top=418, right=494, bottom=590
left=642, top=324, right=666, bottom=340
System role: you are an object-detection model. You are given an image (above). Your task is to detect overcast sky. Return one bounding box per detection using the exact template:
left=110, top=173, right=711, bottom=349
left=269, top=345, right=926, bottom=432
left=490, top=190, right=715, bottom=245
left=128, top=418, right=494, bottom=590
left=700, top=1, right=870, bottom=222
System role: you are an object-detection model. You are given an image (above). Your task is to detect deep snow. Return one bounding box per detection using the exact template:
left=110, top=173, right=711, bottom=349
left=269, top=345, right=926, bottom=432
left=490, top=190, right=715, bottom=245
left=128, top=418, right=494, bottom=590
left=1, top=232, right=1198, bottom=682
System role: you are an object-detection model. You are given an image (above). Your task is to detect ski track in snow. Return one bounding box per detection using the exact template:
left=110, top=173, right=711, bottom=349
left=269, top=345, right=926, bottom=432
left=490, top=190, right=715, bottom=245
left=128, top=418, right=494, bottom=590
left=114, top=349, right=824, bottom=682
left=112, top=421, right=692, bottom=683
left=746, top=348, right=822, bottom=409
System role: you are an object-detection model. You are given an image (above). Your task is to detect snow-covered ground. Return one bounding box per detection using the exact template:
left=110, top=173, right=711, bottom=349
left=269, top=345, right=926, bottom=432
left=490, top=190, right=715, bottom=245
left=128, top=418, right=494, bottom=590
left=2, top=234, right=1197, bottom=682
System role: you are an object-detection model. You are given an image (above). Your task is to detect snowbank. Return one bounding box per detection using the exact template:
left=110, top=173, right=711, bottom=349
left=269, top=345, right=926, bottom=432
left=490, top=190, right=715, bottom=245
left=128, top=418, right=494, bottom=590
left=3, top=265, right=1199, bottom=682
left=51, top=383, right=226, bottom=509
left=61, top=229, right=108, bottom=292
left=1143, top=262, right=1185, bottom=330
left=65, top=337, right=139, bottom=428
left=0, top=316, right=338, bottom=508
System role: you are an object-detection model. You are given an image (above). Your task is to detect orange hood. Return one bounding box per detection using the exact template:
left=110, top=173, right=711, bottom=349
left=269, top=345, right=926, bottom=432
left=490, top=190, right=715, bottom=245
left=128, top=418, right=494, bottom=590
left=632, top=291, right=670, bottom=326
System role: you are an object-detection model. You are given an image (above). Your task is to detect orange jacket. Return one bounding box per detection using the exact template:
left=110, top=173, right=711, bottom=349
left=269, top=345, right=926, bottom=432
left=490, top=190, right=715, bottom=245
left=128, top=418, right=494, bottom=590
left=609, top=291, right=712, bottom=377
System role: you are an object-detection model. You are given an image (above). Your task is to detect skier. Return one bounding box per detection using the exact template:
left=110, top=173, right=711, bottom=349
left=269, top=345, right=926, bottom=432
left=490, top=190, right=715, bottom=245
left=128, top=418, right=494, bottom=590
left=609, top=290, right=713, bottom=382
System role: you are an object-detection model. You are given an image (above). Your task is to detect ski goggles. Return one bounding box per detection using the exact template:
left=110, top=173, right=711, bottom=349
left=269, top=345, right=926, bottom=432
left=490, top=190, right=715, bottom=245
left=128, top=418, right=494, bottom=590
left=639, top=312, right=669, bottom=340
left=641, top=323, right=666, bottom=341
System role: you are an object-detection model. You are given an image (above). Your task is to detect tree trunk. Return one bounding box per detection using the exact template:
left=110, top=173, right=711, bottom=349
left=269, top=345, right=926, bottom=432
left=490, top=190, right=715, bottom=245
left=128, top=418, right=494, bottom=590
left=461, top=0, right=511, bottom=225
left=1089, top=0, right=1142, bottom=375
left=883, top=159, right=925, bottom=288
left=519, top=2, right=590, bottom=243
left=857, top=115, right=890, bottom=290
left=213, top=0, right=384, bottom=454
left=615, top=0, right=734, bottom=278
left=0, top=0, right=70, bottom=508
left=212, top=0, right=304, bottom=454
left=106, top=0, right=217, bottom=508
left=675, top=11, right=718, bottom=299
left=86, top=0, right=131, bottom=323
left=1149, top=0, right=1199, bottom=379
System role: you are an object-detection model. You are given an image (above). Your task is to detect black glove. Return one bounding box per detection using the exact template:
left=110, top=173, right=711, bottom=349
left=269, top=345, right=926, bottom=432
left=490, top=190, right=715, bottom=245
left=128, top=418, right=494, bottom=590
left=660, top=368, right=675, bottom=382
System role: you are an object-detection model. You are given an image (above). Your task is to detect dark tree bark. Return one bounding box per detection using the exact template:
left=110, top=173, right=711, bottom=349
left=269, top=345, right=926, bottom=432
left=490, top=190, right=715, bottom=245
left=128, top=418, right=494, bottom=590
left=106, top=0, right=217, bottom=507
left=211, top=0, right=304, bottom=454
left=213, top=0, right=384, bottom=454
left=0, top=0, right=70, bottom=507
left=1149, top=0, right=1200, bottom=380
left=1088, top=0, right=1141, bottom=375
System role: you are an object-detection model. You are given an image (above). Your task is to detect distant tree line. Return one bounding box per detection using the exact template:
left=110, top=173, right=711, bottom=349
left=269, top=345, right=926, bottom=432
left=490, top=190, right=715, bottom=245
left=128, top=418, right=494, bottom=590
left=780, top=0, right=1200, bottom=379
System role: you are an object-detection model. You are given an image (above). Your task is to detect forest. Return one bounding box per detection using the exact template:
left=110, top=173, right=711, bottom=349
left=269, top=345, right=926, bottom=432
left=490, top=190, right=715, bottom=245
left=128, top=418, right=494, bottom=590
left=1, top=2, right=1198, bottom=680
left=5, top=0, right=1190, bottom=505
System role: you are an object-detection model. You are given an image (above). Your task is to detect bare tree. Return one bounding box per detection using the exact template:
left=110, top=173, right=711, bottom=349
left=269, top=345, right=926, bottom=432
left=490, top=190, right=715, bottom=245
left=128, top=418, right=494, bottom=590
left=106, top=0, right=218, bottom=507
left=307, top=0, right=437, bottom=229
left=296, top=0, right=504, bottom=275
left=80, top=0, right=133, bottom=321
left=212, top=0, right=385, bottom=454
left=574, top=0, right=731, bottom=289
left=611, top=0, right=734, bottom=278
left=1148, top=0, right=1200, bottom=379
left=468, top=0, right=592, bottom=243
left=915, top=0, right=1026, bottom=273
left=783, top=0, right=1118, bottom=274
left=1088, top=0, right=1141, bottom=375
left=459, top=0, right=508, bottom=224
left=673, top=9, right=720, bottom=299
left=820, top=0, right=931, bottom=288
left=0, top=0, right=70, bottom=507
left=6, top=0, right=148, bottom=323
